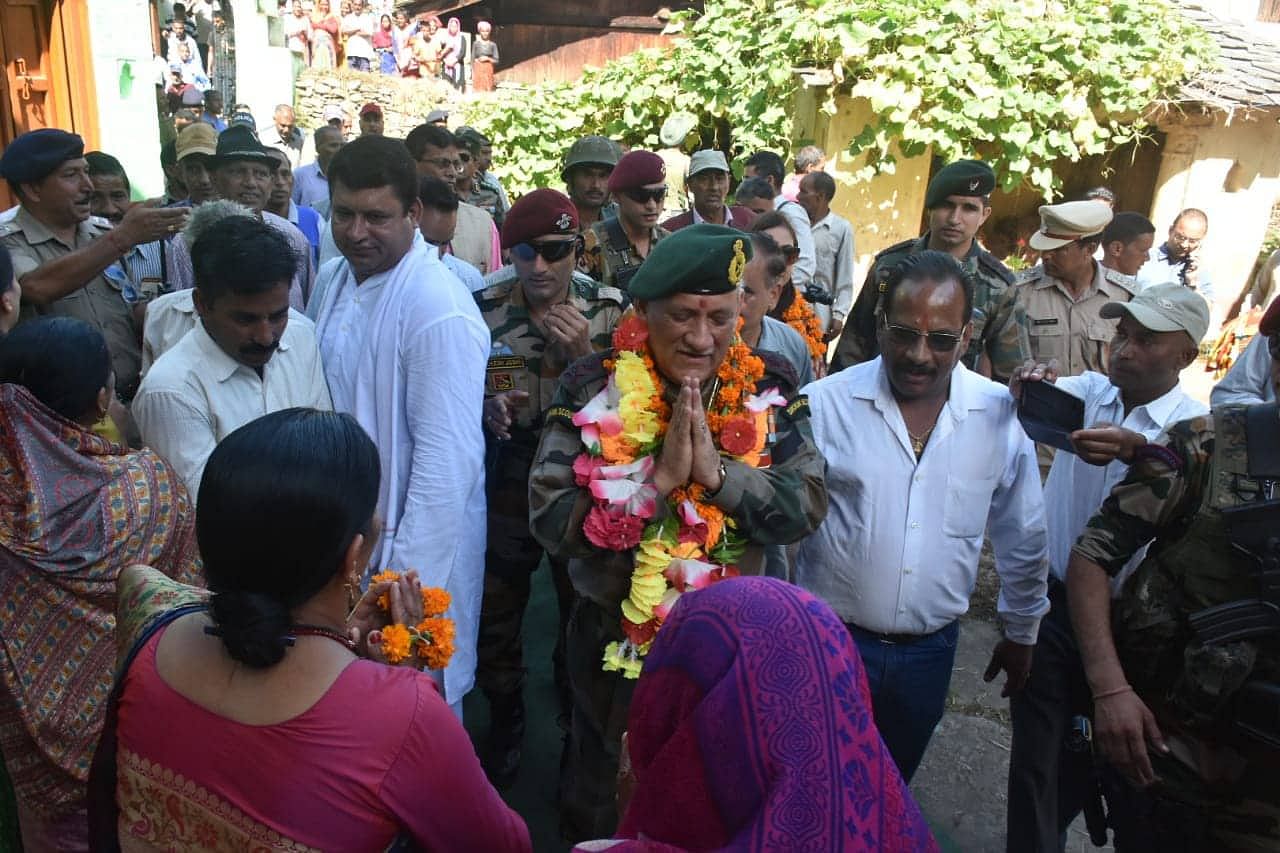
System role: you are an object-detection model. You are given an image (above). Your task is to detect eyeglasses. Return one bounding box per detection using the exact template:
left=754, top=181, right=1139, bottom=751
left=623, top=187, right=667, bottom=205
left=511, top=239, right=579, bottom=263
left=881, top=317, right=965, bottom=353
left=420, top=156, right=459, bottom=172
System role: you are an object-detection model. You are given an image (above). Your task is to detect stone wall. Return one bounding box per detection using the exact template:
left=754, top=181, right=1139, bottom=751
left=294, top=69, right=454, bottom=137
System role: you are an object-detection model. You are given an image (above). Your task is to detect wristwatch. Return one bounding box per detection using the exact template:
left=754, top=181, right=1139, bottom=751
left=705, top=459, right=728, bottom=498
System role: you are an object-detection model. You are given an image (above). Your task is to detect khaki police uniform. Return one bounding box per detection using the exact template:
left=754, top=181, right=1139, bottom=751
left=1, top=207, right=142, bottom=399
left=1016, top=262, right=1135, bottom=377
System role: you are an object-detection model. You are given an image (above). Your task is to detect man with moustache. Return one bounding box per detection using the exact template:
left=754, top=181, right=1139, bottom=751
left=473, top=189, right=624, bottom=787
left=166, top=127, right=316, bottom=310
left=86, top=151, right=169, bottom=303
left=562, top=135, right=620, bottom=231
left=660, top=149, right=754, bottom=232
left=530, top=224, right=828, bottom=838
left=582, top=150, right=670, bottom=292
left=406, top=123, right=501, bottom=275
left=133, top=216, right=330, bottom=498
left=0, top=129, right=188, bottom=401
left=832, top=159, right=1029, bottom=384
left=796, top=250, right=1049, bottom=782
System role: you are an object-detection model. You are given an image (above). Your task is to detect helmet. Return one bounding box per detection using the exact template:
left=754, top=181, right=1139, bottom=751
left=561, top=135, right=622, bottom=182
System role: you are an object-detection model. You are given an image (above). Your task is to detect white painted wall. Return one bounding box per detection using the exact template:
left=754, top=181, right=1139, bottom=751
left=228, top=0, right=295, bottom=128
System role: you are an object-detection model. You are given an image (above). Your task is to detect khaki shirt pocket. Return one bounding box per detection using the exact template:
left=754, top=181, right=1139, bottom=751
left=1027, top=317, right=1066, bottom=365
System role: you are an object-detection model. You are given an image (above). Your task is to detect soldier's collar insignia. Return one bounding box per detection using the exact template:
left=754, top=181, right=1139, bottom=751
left=728, top=239, right=746, bottom=285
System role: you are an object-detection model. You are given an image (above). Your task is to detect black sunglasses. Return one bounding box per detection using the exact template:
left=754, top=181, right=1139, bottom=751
left=623, top=187, right=667, bottom=205
left=880, top=317, right=965, bottom=353
left=511, top=239, right=579, bottom=263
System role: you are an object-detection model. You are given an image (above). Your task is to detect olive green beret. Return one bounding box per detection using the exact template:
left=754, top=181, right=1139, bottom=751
left=925, top=159, right=995, bottom=208
left=628, top=223, right=753, bottom=300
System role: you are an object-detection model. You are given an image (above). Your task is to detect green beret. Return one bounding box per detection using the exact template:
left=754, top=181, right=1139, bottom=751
left=628, top=223, right=752, bottom=300
left=925, top=159, right=995, bottom=209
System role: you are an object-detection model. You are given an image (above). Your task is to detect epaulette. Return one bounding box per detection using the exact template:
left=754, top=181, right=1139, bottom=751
left=1132, top=442, right=1185, bottom=473
left=873, top=237, right=918, bottom=261
left=570, top=271, right=625, bottom=307
left=1102, top=267, right=1138, bottom=296
left=975, top=249, right=1016, bottom=285
left=1014, top=266, right=1046, bottom=286
left=756, top=349, right=800, bottom=398
left=473, top=276, right=516, bottom=307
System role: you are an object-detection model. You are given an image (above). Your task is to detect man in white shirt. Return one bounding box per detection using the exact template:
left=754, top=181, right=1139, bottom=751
left=743, top=150, right=816, bottom=288
left=309, top=135, right=489, bottom=718
left=1004, top=282, right=1209, bottom=852
left=134, top=216, right=331, bottom=498
left=796, top=249, right=1049, bottom=781
left=795, top=170, right=855, bottom=337
left=341, top=0, right=376, bottom=72
left=1211, top=332, right=1277, bottom=407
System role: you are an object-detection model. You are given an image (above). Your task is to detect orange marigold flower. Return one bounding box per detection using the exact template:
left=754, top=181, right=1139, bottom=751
left=701, top=502, right=726, bottom=550
left=416, top=617, right=457, bottom=670
left=421, top=587, right=451, bottom=617
left=371, top=570, right=401, bottom=610
left=599, top=430, right=637, bottom=463
left=379, top=623, right=412, bottom=664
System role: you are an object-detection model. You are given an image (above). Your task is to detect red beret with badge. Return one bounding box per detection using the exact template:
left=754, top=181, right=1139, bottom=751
left=501, top=188, right=580, bottom=250
left=606, top=150, right=667, bottom=193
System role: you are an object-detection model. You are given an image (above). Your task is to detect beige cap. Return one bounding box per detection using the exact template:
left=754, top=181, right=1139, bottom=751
left=687, top=149, right=730, bottom=177
left=1100, top=282, right=1211, bottom=345
left=176, top=122, right=218, bottom=161
left=1028, top=200, right=1114, bottom=251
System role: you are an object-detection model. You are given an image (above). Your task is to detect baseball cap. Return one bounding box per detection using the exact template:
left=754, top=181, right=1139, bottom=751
left=322, top=104, right=347, bottom=124
left=176, top=122, right=218, bottom=161
left=1100, top=282, right=1211, bottom=345
left=425, top=109, right=449, bottom=125
left=360, top=102, right=382, bottom=118
left=688, top=149, right=730, bottom=178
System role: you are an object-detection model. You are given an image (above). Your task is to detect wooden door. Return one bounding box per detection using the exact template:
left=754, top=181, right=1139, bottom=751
left=0, top=0, right=98, bottom=210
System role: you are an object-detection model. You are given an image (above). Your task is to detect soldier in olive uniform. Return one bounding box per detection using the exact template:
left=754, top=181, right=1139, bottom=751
left=457, top=127, right=509, bottom=229
left=0, top=130, right=188, bottom=401
left=1066, top=298, right=1280, bottom=850
left=1017, top=200, right=1136, bottom=378
left=831, top=159, right=1030, bottom=384
left=529, top=224, right=829, bottom=840
left=582, top=150, right=670, bottom=293
left=563, top=135, right=621, bottom=232
left=475, top=189, right=626, bottom=788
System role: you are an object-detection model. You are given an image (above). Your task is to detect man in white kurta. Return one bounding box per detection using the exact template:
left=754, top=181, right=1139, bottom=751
left=309, top=135, right=489, bottom=714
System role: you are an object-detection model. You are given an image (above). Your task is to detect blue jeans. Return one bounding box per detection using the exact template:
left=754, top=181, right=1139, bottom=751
left=846, top=619, right=960, bottom=782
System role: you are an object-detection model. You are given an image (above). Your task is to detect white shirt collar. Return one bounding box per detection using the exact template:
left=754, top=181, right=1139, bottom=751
left=846, top=357, right=989, bottom=423
left=192, top=317, right=291, bottom=384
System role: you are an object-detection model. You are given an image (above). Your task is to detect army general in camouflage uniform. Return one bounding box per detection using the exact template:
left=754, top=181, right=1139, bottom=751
left=831, top=159, right=1030, bottom=384
left=1066, top=299, right=1280, bottom=850
left=529, top=225, right=828, bottom=840
left=475, top=189, right=625, bottom=788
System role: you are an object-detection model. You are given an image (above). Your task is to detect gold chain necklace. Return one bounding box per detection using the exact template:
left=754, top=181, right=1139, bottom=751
left=907, top=424, right=935, bottom=458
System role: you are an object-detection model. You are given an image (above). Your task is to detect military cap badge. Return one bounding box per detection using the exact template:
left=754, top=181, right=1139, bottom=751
left=728, top=239, right=746, bottom=285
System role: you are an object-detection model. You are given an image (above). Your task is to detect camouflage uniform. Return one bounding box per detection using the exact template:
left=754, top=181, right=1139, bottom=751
left=830, top=233, right=1030, bottom=383
left=1072, top=405, right=1280, bottom=850
left=467, top=171, right=509, bottom=229
left=529, top=350, right=829, bottom=839
left=474, top=269, right=625, bottom=735
left=581, top=217, right=669, bottom=293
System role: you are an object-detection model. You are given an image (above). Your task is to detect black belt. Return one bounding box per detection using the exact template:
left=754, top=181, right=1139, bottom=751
left=845, top=622, right=934, bottom=645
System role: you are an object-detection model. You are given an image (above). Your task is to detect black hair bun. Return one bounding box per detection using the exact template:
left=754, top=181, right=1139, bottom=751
left=208, top=589, right=293, bottom=669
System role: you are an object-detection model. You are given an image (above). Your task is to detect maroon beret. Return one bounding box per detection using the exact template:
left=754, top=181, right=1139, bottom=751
left=501, top=188, right=579, bottom=249
left=606, top=150, right=667, bottom=193
left=1262, top=296, right=1280, bottom=337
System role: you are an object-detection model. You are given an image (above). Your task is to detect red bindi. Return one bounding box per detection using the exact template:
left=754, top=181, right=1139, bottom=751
left=697, top=297, right=709, bottom=310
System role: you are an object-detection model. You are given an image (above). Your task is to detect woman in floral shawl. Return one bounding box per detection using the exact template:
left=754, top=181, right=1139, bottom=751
left=0, top=318, right=200, bottom=850
left=578, top=577, right=938, bottom=852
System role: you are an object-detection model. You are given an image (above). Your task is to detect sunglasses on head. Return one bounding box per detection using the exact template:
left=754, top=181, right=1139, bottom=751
left=880, top=316, right=965, bottom=353
left=623, top=187, right=667, bottom=205
left=511, top=239, right=579, bottom=263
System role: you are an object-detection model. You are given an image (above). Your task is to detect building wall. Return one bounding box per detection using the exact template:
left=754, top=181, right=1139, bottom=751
left=228, top=0, right=294, bottom=135
left=81, top=0, right=162, bottom=196
left=1149, top=107, right=1280, bottom=315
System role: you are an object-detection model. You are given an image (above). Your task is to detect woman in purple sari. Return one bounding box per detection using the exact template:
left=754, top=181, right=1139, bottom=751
left=581, top=577, right=938, bottom=852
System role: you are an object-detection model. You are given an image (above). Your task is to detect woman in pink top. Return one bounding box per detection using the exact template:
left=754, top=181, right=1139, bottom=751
left=89, top=409, right=531, bottom=852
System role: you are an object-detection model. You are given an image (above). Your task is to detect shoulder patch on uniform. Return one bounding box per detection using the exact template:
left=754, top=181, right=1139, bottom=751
left=784, top=396, right=811, bottom=419
left=976, top=251, right=1016, bottom=284
left=1102, top=268, right=1138, bottom=295
left=545, top=405, right=577, bottom=427
left=594, top=284, right=626, bottom=306
left=1132, top=443, right=1184, bottom=473
left=474, top=277, right=516, bottom=304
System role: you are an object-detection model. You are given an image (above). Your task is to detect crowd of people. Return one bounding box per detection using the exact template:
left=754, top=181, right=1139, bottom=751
left=0, top=83, right=1277, bottom=853
left=282, top=0, right=499, bottom=92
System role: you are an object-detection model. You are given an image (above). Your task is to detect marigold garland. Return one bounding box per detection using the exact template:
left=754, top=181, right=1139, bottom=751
left=369, top=570, right=456, bottom=668
left=784, top=291, right=827, bottom=361
left=573, top=309, right=787, bottom=678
